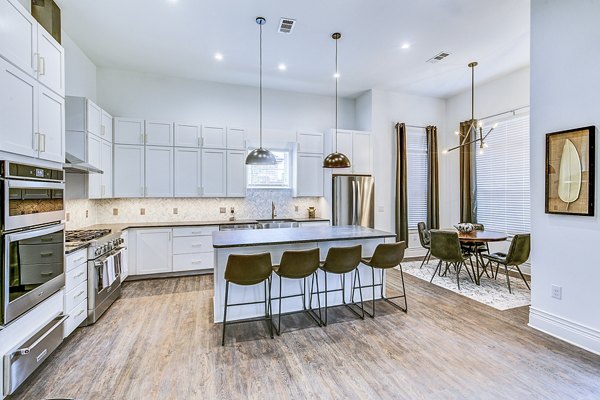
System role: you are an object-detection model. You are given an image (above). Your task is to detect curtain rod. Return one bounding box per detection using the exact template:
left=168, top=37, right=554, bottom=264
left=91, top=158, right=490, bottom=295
left=479, top=105, right=529, bottom=121
left=405, top=124, right=428, bottom=129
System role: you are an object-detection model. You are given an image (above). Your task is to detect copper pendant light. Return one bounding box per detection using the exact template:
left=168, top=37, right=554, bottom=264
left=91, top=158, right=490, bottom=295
left=323, top=32, right=351, bottom=168
left=246, top=17, right=277, bottom=165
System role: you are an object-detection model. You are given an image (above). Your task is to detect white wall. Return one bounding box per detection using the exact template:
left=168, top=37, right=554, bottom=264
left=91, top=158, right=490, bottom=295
left=62, top=31, right=97, bottom=101
left=529, top=0, right=600, bottom=354
left=443, top=66, right=530, bottom=228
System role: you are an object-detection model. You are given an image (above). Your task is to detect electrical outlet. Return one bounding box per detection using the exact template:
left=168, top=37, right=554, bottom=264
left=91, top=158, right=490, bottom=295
left=219, top=207, right=226, bottom=214
left=294, top=205, right=299, bottom=212
left=551, top=285, right=562, bottom=300
left=113, top=208, right=119, bottom=216
left=66, top=212, right=70, bottom=222
left=173, top=208, right=178, bottom=215
left=377, top=206, right=384, bottom=212
left=140, top=208, right=146, bottom=216
left=85, top=210, right=89, bottom=218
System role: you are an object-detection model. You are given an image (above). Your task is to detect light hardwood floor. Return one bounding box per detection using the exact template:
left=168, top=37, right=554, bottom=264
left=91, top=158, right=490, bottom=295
left=10, top=270, right=600, bottom=400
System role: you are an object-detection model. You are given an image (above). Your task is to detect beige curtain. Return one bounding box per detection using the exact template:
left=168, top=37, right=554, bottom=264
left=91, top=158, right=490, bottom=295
left=459, top=119, right=477, bottom=223
left=426, top=126, right=439, bottom=229
left=395, top=123, right=408, bottom=243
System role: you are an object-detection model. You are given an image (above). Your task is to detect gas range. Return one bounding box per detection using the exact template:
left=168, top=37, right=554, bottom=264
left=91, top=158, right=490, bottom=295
left=65, top=229, right=124, bottom=259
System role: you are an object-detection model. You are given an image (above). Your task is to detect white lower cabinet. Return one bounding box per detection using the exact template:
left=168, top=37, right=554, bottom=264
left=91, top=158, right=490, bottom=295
left=64, top=248, right=88, bottom=338
left=114, top=144, right=145, bottom=198
left=173, top=252, right=213, bottom=272
left=135, top=228, right=173, bottom=275
left=145, top=146, right=174, bottom=197
left=174, top=147, right=201, bottom=197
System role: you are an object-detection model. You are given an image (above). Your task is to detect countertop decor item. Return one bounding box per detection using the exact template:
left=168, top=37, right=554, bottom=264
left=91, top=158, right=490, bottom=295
left=32, top=0, right=61, bottom=43
left=307, top=207, right=316, bottom=219
left=545, top=126, right=595, bottom=216
left=454, top=223, right=475, bottom=233
left=245, top=17, right=277, bottom=165
left=323, top=32, right=351, bottom=168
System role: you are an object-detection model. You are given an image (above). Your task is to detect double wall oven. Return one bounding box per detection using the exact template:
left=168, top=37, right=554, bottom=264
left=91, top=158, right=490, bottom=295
left=1, top=161, right=65, bottom=328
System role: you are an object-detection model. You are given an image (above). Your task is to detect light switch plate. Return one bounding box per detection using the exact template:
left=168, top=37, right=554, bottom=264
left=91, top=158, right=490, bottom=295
left=140, top=208, right=146, bottom=216
left=66, top=212, right=70, bottom=222
left=113, top=208, right=119, bottom=216
left=219, top=207, right=226, bottom=214
left=377, top=206, right=384, bottom=212
left=295, top=205, right=299, bottom=212
left=173, top=208, right=178, bottom=215
left=551, top=285, right=562, bottom=300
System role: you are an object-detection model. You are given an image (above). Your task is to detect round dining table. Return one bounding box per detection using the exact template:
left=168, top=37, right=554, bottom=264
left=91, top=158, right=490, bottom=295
left=457, top=230, right=508, bottom=285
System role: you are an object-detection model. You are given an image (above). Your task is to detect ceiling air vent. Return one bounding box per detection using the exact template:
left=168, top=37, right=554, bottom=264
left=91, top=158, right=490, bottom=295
left=278, top=18, right=296, bottom=34
left=427, top=51, right=450, bottom=63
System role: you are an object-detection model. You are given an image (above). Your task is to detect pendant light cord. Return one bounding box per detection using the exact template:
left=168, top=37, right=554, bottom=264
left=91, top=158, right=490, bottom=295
left=335, top=36, right=338, bottom=152
left=259, top=21, right=263, bottom=149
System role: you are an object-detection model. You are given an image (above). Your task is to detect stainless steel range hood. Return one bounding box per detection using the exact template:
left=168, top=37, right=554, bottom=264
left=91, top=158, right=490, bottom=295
left=64, top=152, right=103, bottom=174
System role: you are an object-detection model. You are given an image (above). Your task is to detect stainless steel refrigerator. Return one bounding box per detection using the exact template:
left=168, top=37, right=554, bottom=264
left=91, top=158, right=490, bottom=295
left=332, top=175, right=375, bottom=228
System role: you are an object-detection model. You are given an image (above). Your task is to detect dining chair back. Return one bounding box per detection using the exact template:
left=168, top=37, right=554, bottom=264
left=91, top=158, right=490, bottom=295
left=430, top=230, right=463, bottom=263
left=506, top=234, right=531, bottom=266
left=417, top=222, right=431, bottom=248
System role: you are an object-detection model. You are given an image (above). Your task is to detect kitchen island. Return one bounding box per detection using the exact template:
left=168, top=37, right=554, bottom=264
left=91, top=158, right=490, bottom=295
left=212, top=225, right=396, bottom=322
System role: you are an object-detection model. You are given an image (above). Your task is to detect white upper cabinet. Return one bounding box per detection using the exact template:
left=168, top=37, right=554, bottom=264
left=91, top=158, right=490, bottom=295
left=85, top=99, right=102, bottom=137
left=226, top=127, right=246, bottom=150
left=37, top=86, right=64, bottom=163
left=226, top=150, right=246, bottom=197
left=297, top=131, right=324, bottom=154
left=87, top=133, right=102, bottom=170
left=174, top=123, right=201, bottom=147
left=351, top=132, right=372, bottom=174
left=114, top=144, right=145, bottom=198
left=0, top=0, right=36, bottom=77
left=201, top=149, right=226, bottom=197
left=101, top=110, right=112, bottom=140
left=145, top=120, right=173, bottom=146
left=201, top=125, right=226, bottom=148
left=114, top=118, right=144, bottom=145
left=295, top=153, right=324, bottom=197
left=174, top=148, right=201, bottom=197
left=0, top=57, right=38, bottom=158
left=335, top=131, right=354, bottom=173
left=36, top=27, right=64, bottom=96
left=145, top=146, right=173, bottom=197
left=101, top=140, right=113, bottom=198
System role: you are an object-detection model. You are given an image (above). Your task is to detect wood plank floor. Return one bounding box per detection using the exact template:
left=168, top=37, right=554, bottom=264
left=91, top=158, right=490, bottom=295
left=11, top=270, right=600, bottom=400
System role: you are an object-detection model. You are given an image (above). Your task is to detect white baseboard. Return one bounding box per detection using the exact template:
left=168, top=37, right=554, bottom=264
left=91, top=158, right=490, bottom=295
left=529, top=307, right=600, bottom=355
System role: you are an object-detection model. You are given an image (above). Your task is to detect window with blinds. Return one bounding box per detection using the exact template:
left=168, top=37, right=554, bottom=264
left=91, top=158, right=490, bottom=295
left=476, top=114, right=530, bottom=234
left=406, top=128, right=428, bottom=229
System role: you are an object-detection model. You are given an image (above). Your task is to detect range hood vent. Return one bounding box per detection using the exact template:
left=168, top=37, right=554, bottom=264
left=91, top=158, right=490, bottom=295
left=64, top=152, right=103, bottom=174
left=278, top=18, right=296, bottom=34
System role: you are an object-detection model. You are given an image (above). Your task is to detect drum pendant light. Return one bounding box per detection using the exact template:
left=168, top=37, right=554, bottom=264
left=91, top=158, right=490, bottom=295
left=246, top=17, right=277, bottom=165
left=323, top=32, right=351, bottom=169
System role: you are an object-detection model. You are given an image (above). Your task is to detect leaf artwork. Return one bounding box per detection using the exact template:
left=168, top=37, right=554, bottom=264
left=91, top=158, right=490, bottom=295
left=557, top=139, right=582, bottom=210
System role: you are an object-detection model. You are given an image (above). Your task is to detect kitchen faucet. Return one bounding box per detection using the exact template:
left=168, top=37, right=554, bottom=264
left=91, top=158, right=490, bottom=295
left=271, top=201, right=277, bottom=219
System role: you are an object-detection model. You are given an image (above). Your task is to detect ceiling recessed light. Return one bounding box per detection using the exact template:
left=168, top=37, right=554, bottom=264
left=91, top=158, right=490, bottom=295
left=401, top=42, right=411, bottom=50
left=214, top=53, right=223, bottom=61
left=278, top=63, right=287, bottom=71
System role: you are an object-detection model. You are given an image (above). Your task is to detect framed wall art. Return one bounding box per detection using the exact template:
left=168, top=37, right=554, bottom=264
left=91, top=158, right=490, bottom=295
left=545, top=126, right=595, bottom=216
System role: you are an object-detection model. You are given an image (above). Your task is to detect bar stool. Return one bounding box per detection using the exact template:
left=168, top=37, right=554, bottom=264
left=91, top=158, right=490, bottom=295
left=272, top=248, right=322, bottom=335
left=360, top=242, right=408, bottom=317
left=311, top=244, right=365, bottom=326
left=222, top=253, right=273, bottom=346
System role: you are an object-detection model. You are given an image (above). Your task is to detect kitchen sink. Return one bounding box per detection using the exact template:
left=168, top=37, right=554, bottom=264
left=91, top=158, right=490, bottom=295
left=257, top=221, right=299, bottom=229
left=256, top=219, right=296, bottom=223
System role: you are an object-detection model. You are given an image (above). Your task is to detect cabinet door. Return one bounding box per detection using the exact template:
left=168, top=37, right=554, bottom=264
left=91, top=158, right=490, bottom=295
left=226, top=127, right=246, bottom=150
left=101, top=140, right=113, bottom=198
left=201, top=125, right=226, bottom=148
left=174, top=148, right=201, bottom=197
left=87, top=134, right=102, bottom=199
left=36, top=27, right=64, bottom=96
left=113, top=144, right=145, bottom=198
left=100, top=110, right=113, bottom=141
left=0, top=0, right=36, bottom=77
left=84, top=99, right=101, bottom=137
left=335, top=131, right=353, bottom=173
left=201, top=149, right=226, bottom=197
left=114, top=118, right=144, bottom=145
left=136, top=229, right=172, bottom=275
left=0, top=58, right=38, bottom=158
left=37, top=86, right=64, bottom=163
left=145, top=146, right=173, bottom=197
left=145, top=121, right=173, bottom=146
left=296, top=153, right=324, bottom=197
left=174, top=123, right=201, bottom=147
left=297, top=131, right=324, bottom=154
left=352, top=132, right=372, bottom=174
left=226, top=150, right=246, bottom=197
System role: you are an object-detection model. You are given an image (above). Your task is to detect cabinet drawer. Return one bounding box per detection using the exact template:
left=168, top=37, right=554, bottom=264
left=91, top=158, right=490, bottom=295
left=64, top=299, right=87, bottom=338
left=173, top=236, right=213, bottom=254
left=65, top=262, right=87, bottom=290
left=64, top=281, right=87, bottom=313
left=172, top=226, right=218, bottom=237
left=66, top=249, right=87, bottom=272
left=173, top=252, right=213, bottom=272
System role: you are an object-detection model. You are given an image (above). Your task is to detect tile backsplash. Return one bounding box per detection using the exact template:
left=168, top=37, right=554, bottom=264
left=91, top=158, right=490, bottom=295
left=65, top=190, right=328, bottom=229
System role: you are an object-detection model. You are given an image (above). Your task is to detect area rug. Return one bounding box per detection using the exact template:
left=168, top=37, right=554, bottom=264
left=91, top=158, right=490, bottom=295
left=400, top=260, right=531, bottom=311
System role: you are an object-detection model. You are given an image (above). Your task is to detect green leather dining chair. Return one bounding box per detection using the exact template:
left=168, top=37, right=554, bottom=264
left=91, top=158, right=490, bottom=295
left=429, top=230, right=474, bottom=290
left=482, top=234, right=531, bottom=293
left=417, top=222, right=431, bottom=268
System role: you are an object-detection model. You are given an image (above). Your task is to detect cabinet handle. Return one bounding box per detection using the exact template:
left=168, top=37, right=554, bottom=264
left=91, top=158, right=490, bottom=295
left=33, top=133, right=40, bottom=152
left=40, top=252, right=53, bottom=257
left=197, top=137, right=202, bottom=147
left=75, top=309, right=85, bottom=317
left=40, top=271, right=54, bottom=276
left=101, top=125, right=105, bottom=136
left=200, top=137, right=204, bottom=147
left=39, top=56, right=46, bottom=76
left=191, top=243, right=203, bottom=247
left=73, top=257, right=85, bottom=263
left=191, top=260, right=202, bottom=264
left=33, top=53, right=39, bottom=72
left=75, top=290, right=85, bottom=298
left=39, top=134, right=46, bottom=152
left=74, top=272, right=85, bottom=279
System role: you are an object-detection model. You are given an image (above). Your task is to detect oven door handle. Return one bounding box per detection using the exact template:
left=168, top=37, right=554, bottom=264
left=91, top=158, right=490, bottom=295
left=13, top=315, right=68, bottom=356
left=93, top=247, right=125, bottom=265
left=7, top=180, right=64, bottom=190
left=4, top=224, right=64, bottom=243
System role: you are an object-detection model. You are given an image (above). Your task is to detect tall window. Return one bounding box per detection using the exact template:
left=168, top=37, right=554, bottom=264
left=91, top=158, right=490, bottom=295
left=406, top=128, right=428, bottom=229
left=247, top=150, right=291, bottom=188
left=476, top=114, right=530, bottom=234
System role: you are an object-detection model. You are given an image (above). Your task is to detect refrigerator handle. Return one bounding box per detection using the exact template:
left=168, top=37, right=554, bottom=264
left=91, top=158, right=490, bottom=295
left=351, top=180, right=356, bottom=225
left=356, top=179, right=363, bottom=226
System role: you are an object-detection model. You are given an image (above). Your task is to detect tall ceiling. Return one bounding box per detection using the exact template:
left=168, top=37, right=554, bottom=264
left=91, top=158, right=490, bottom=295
left=56, top=0, right=530, bottom=99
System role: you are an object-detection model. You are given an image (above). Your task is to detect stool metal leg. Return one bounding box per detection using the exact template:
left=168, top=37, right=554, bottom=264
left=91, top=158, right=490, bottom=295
left=221, top=281, right=230, bottom=346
